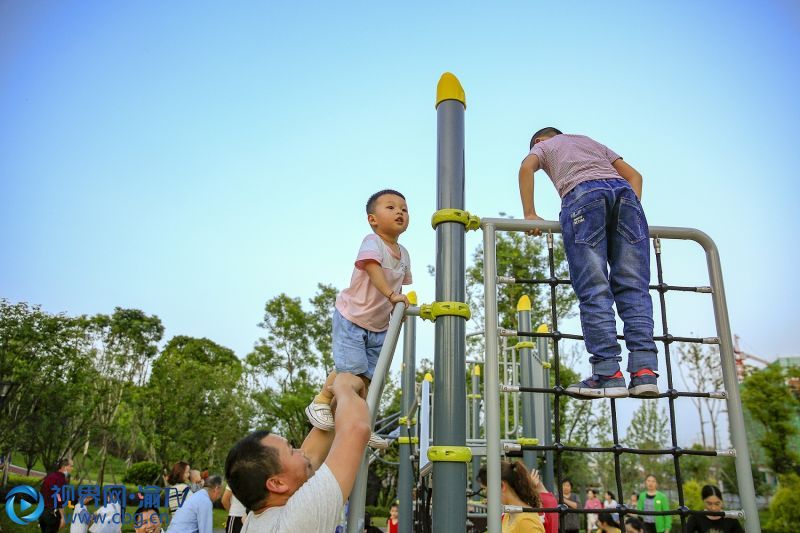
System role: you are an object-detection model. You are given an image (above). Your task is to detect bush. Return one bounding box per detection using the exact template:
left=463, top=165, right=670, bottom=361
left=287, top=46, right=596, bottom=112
left=765, top=473, right=800, bottom=533
left=123, top=462, right=162, bottom=486
left=365, top=504, right=389, bottom=519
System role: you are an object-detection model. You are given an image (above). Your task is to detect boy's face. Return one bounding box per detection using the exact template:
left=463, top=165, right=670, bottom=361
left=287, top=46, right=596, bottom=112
left=368, top=194, right=409, bottom=237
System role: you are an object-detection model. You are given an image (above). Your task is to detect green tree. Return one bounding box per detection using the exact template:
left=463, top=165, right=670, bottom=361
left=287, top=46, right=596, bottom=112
left=88, top=308, right=164, bottom=486
left=247, top=286, right=335, bottom=447
left=740, top=363, right=800, bottom=475
left=465, top=224, right=576, bottom=352
left=766, top=473, right=800, bottom=533
left=623, top=400, right=671, bottom=485
left=148, top=335, right=252, bottom=469
left=676, top=342, right=724, bottom=450
left=0, top=300, right=97, bottom=478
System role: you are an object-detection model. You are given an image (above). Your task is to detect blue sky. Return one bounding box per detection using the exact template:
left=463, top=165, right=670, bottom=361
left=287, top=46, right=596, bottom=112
left=2, top=1, right=799, bottom=444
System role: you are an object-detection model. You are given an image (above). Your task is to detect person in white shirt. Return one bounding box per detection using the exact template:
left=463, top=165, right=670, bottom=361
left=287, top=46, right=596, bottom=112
left=225, top=373, right=371, bottom=533
left=69, top=497, right=93, bottom=533
left=88, top=499, right=121, bottom=533
left=166, top=476, right=223, bottom=533
left=221, top=485, right=246, bottom=533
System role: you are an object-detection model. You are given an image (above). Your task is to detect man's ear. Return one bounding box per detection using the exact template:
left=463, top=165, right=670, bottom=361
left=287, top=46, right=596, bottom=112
left=266, top=476, right=289, bottom=495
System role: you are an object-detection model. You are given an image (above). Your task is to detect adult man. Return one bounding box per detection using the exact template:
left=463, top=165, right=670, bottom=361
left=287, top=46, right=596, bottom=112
left=166, top=475, right=223, bottom=533
left=133, top=507, right=164, bottom=533
left=40, top=458, right=74, bottom=533
left=225, top=372, right=371, bottom=533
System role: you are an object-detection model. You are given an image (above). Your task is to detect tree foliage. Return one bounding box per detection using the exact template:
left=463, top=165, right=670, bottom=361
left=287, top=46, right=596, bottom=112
left=741, top=363, right=800, bottom=475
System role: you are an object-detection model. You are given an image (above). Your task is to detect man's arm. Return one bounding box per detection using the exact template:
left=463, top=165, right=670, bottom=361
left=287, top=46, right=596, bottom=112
left=612, top=158, right=643, bottom=200
left=562, top=494, right=579, bottom=509
left=197, top=500, right=213, bottom=533
left=519, top=154, right=543, bottom=235
left=324, top=373, right=371, bottom=500
left=363, top=261, right=409, bottom=307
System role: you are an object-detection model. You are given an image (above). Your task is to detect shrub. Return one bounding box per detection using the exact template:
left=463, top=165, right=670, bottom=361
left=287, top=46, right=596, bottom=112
left=123, top=462, right=162, bottom=486
left=765, top=473, right=800, bottom=533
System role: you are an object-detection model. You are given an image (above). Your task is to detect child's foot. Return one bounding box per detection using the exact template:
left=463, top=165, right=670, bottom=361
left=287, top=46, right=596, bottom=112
left=628, top=369, right=659, bottom=396
left=368, top=432, right=390, bottom=450
left=566, top=371, right=629, bottom=399
left=305, top=402, right=335, bottom=431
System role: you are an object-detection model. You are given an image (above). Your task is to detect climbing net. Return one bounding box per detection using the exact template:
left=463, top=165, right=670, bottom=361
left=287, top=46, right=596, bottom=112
left=496, top=231, right=744, bottom=531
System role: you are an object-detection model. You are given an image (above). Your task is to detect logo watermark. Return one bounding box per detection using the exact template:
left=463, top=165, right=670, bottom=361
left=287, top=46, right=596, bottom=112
left=4, top=485, right=44, bottom=525
left=4, top=484, right=178, bottom=527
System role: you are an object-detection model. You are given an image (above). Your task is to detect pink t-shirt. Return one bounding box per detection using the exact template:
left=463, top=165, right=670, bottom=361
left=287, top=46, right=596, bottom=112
left=585, top=498, right=603, bottom=510
left=528, top=134, right=622, bottom=198
left=335, top=234, right=412, bottom=332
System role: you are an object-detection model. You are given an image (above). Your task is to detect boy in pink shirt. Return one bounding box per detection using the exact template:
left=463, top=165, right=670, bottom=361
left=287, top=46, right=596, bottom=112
left=305, top=189, right=412, bottom=448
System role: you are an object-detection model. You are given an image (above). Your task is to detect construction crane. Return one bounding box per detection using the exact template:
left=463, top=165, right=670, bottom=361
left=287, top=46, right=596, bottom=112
left=733, top=334, right=770, bottom=382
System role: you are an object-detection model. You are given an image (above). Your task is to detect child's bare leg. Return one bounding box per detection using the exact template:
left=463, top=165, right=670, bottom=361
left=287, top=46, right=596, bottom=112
left=359, top=375, right=371, bottom=400
left=313, top=370, right=337, bottom=405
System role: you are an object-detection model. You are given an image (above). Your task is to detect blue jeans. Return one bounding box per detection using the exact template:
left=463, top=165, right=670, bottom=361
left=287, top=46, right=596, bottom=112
left=332, top=309, right=386, bottom=380
left=559, top=179, right=658, bottom=376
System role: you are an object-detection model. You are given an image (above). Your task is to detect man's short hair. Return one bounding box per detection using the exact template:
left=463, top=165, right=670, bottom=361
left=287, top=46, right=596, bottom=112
left=366, top=189, right=405, bottom=215
left=133, top=507, right=159, bottom=528
left=529, top=127, right=563, bottom=149
left=205, top=475, right=223, bottom=489
left=225, top=430, right=281, bottom=510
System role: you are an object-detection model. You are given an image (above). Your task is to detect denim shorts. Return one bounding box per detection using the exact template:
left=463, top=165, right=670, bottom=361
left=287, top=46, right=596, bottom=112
left=332, top=309, right=386, bottom=380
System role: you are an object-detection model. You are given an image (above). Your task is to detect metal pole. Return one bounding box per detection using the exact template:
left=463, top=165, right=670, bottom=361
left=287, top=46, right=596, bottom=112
left=432, top=71, right=468, bottom=533
left=517, top=296, right=536, bottom=470
left=347, top=302, right=408, bottom=533
left=482, top=222, right=502, bottom=533
left=535, top=324, right=555, bottom=489
left=691, top=231, right=761, bottom=533
left=471, top=364, right=482, bottom=493
left=398, top=293, right=418, bottom=533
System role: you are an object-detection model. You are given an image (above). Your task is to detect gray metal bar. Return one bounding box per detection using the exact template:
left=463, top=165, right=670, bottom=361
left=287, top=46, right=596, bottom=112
left=346, top=303, right=407, bottom=533
left=517, top=297, right=536, bottom=469
left=432, top=81, right=468, bottom=533
left=482, top=222, right=503, bottom=533
left=470, top=364, right=482, bottom=493
left=536, top=328, right=555, bottom=489
left=398, top=300, right=417, bottom=533
left=478, top=217, right=759, bottom=532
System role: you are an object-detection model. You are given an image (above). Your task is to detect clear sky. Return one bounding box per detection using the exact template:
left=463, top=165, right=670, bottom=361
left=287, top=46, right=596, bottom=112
left=2, top=1, right=799, bottom=445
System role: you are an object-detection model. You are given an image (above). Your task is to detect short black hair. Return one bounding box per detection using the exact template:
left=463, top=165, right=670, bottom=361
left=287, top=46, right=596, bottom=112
left=366, top=189, right=405, bottom=215
left=529, top=127, right=563, bottom=149
left=133, top=507, right=160, bottom=528
left=224, top=430, right=281, bottom=510
left=625, top=516, right=645, bottom=532
left=598, top=512, right=620, bottom=528
left=701, top=484, right=723, bottom=500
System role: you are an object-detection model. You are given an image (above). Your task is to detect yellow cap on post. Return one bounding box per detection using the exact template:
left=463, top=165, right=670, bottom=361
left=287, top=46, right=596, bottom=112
left=517, top=295, right=532, bottom=311
left=407, top=291, right=418, bottom=306
left=424, top=372, right=434, bottom=382
left=473, top=364, right=481, bottom=376
left=536, top=324, right=549, bottom=333
left=436, top=72, right=466, bottom=109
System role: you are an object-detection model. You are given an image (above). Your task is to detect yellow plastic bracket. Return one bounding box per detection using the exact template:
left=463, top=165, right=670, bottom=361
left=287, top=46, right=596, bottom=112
left=517, top=437, right=539, bottom=446
left=427, top=446, right=473, bottom=463
left=467, top=394, right=482, bottom=400
left=514, top=341, right=535, bottom=350
left=430, top=209, right=481, bottom=231
left=419, top=301, right=471, bottom=322
left=398, top=437, right=419, bottom=445
left=543, top=362, right=552, bottom=369
left=399, top=417, right=417, bottom=426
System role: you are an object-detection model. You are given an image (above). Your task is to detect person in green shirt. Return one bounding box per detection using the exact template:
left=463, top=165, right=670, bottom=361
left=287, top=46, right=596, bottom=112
left=637, top=475, right=670, bottom=533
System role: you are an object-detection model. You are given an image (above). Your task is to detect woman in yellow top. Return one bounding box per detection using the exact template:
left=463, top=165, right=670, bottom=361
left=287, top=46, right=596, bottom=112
left=477, top=461, right=545, bottom=533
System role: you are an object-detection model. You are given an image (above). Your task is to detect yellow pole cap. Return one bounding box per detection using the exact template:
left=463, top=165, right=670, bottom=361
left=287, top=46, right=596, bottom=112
left=407, top=290, right=418, bottom=306
left=473, top=364, right=481, bottom=376
left=436, top=72, right=466, bottom=109
left=536, top=324, right=549, bottom=333
left=517, top=295, right=532, bottom=311
left=424, top=372, right=434, bottom=382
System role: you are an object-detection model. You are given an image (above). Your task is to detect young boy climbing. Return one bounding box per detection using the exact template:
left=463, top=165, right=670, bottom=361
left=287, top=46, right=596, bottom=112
left=305, top=189, right=412, bottom=446
left=519, top=128, right=658, bottom=398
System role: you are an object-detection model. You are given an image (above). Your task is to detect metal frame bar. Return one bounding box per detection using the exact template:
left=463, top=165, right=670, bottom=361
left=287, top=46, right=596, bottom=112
left=480, top=218, right=760, bottom=533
